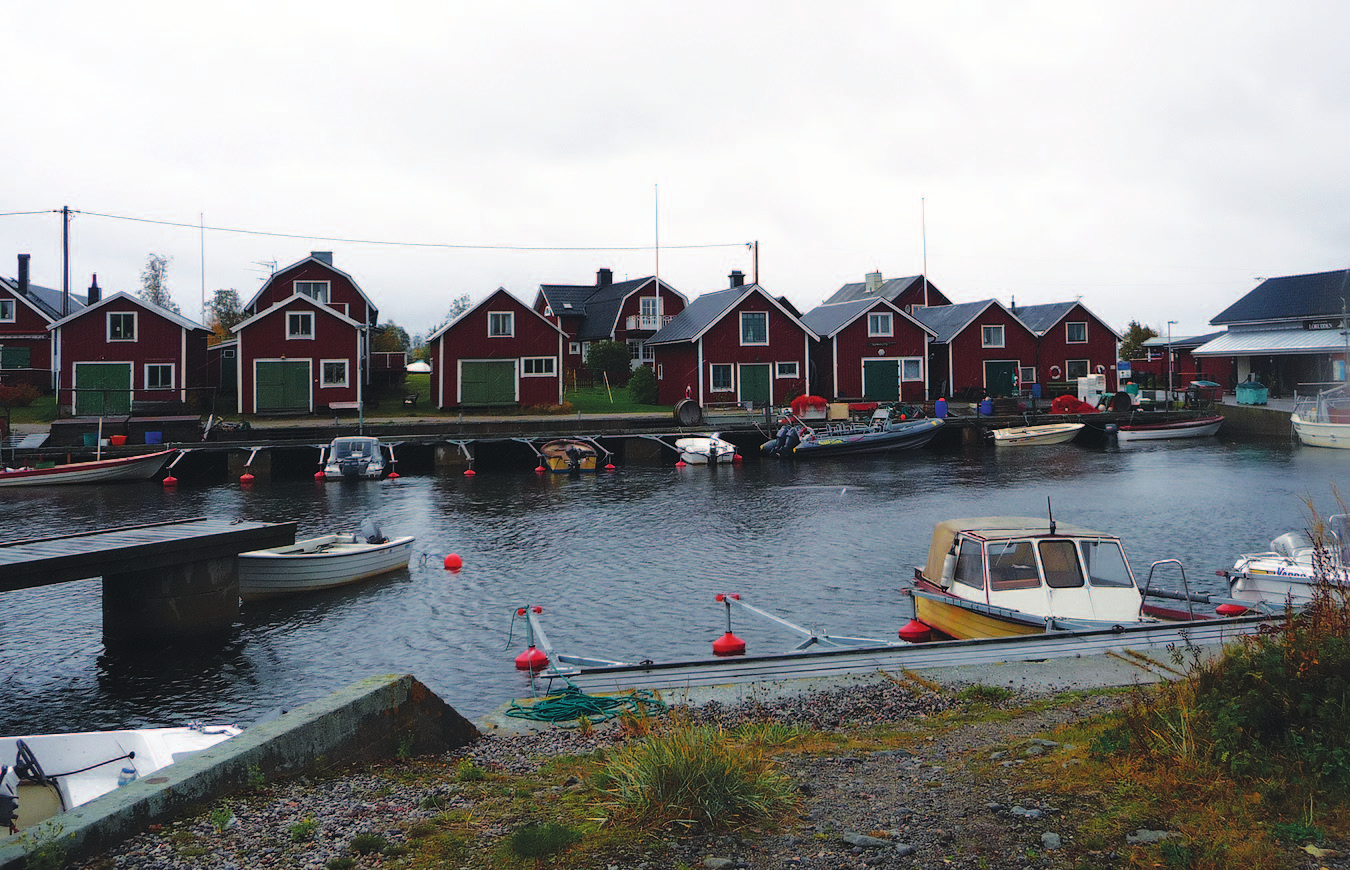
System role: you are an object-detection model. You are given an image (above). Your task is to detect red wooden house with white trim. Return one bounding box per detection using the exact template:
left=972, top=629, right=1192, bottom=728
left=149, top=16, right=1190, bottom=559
left=428, top=287, right=566, bottom=409
left=801, top=297, right=935, bottom=402
left=50, top=290, right=210, bottom=416
left=1014, top=301, right=1122, bottom=391
left=533, top=267, right=688, bottom=372
left=232, top=293, right=364, bottom=413
left=912, top=300, right=1039, bottom=399
left=0, top=254, right=86, bottom=388
left=647, top=273, right=817, bottom=407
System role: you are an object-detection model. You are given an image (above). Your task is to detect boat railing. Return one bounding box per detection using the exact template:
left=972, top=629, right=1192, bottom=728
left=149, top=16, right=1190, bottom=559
left=1141, top=559, right=1195, bottom=620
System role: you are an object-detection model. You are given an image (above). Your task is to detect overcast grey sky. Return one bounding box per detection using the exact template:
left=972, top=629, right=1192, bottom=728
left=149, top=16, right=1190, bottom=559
left=6, top=1, right=1348, bottom=341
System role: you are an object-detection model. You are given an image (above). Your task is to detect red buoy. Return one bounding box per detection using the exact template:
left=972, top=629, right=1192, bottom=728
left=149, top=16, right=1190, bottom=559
left=712, top=631, right=746, bottom=657
left=535, top=465, right=546, bottom=473
left=387, top=471, right=399, bottom=480
left=1215, top=603, right=1250, bottom=617
left=676, top=460, right=687, bottom=468
left=314, top=471, right=325, bottom=481
left=464, top=468, right=476, bottom=476
left=161, top=475, right=177, bottom=487
left=605, top=462, right=615, bottom=470
left=515, top=645, right=549, bottom=671
left=898, top=619, right=933, bottom=643
left=733, top=454, right=743, bottom=464
left=239, top=472, right=255, bottom=485
left=444, top=553, right=463, bottom=572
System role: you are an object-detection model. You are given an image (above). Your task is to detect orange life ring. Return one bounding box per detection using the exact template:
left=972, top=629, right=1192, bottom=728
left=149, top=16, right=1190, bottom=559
left=1049, top=365, right=1062, bottom=380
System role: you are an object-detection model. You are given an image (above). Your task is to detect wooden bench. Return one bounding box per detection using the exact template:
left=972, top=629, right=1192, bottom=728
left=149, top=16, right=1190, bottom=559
left=328, top=401, right=362, bottom=414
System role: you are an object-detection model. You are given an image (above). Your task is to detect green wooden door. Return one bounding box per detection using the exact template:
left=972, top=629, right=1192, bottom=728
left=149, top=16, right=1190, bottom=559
left=461, top=361, right=517, bottom=405
left=739, top=363, right=771, bottom=406
left=74, top=363, right=131, bottom=416
left=862, top=359, right=900, bottom=402
left=985, top=361, right=1018, bottom=397
left=255, top=360, right=310, bottom=412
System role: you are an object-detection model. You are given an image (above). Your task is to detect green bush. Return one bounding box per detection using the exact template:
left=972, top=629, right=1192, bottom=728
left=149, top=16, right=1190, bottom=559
left=586, top=341, right=631, bottom=384
left=596, top=724, right=798, bottom=830
left=628, top=365, right=659, bottom=404
left=509, top=821, right=583, bottom=859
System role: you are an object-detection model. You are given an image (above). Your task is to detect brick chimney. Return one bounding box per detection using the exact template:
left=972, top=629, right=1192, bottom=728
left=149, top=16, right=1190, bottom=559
left=729, top=270, right=745, bottom=288
left=17, top=254, right=30, bottom=296
left=88, top=274, right=101, bottom=305
left=597, top=268, right=613, bottom=287
left=865, top=271, right=883, bottom=294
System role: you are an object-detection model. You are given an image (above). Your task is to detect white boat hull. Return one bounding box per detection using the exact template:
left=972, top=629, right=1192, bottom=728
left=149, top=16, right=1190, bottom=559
left=1116, top=417, right=1223, bottom=441
left=0, top=449, right=176, bottom=487
left=992, top=423, right=1084, bottom=445
left=239, top=534, right=415, bottom=601
left=1291, top=413, right=1350, bottom=448
left=675, top=436, right=737, bottom=464
left=0, top=724, right=239, bottom=834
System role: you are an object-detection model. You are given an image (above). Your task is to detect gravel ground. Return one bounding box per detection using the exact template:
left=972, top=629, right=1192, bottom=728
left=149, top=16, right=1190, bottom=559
left=70, top=680, right=1343, bottom=870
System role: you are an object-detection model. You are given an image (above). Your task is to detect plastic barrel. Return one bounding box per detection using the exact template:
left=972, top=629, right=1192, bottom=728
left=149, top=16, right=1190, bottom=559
left=145, top=431, right=163, bottom=444
left=979, top=399, right=993, bottom=415
left=934, top=398, right=947, bottom=418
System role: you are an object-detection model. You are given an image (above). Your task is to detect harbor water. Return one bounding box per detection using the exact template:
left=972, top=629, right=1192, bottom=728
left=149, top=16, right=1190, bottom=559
left=0, top=436, right=1343, bottom=735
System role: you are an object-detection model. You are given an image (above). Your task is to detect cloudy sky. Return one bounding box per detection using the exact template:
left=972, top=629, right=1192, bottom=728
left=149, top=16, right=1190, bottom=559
left=6, top=2, right=1348, bottom=341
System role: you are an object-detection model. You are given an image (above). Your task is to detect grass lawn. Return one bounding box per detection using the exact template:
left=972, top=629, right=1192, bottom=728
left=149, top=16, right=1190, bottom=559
left=363, top=374, right=666, bottom=417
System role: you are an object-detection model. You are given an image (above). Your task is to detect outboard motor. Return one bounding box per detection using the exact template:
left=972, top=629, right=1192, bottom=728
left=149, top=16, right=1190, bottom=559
left=564, top=445, right=584, bottom=472
left=0, top=765, right=18, bottom=833
left=338, top=456, right=369, bottom=479
left=359, top=518, right=387, bottom=545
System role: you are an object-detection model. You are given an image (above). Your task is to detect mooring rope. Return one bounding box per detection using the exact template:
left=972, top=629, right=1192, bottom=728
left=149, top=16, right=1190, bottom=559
left=504, top=684, right=667, bottom=725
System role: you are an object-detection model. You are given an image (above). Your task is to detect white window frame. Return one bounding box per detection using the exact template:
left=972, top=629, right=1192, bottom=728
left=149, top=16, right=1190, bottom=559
left=108, top=311, right=137, bottom=342
left=640, top=296, right=661, bottom=317
left=775, top=361, right=799, bottom=379
left=488, top=311, right=514, bottom=337
left=1066, top=322, right=1088, bottom=344
left=901, top=358, right=924, bottom=382
left=144, top=363, right=174, bottom=390
left=740, top=311, right=768, bottom=346
left=522, top=356, right=556, bottom=377
left=1019, top=366, right=1037, bottom=386
left=568, top=341, right=581, bottom=355
left=0, top=299, right=14, bottom=322
left=710, top=363, right=734, bottom=391
left=1066, top=359, right=1091, bottom=380
left=295, top=280, right=330, bottom=304
left=321, top=359, right=349, bottom=388
left=981, top=324, right=1004, bottom=348
left=868, top=312, right=893, bottom=337
left=287, top=311, right=314, bottom=339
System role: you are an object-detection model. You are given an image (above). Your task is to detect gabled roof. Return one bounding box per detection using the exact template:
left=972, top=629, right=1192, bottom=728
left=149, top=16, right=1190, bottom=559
left=1211, top=269, right=1350, bottom=326
left=824, top=274, right=927, bottom=305
left=800, top=297, right=936, bottom=340
left=911, top=299, right=1032, bottom=343
left=1191, top=329, right=1348, bottom=357
left=1142, top=331, right=1225, bottom=349
left=49, top=291, right=207, bottom=332
left=1013, top=301, right=1123, bottom=340
left=231, top=291, right=362, bottom=333
left=648, top=284, right=819, bottom=345
left=536, top=275, right=687, bottom=340
left=426, top=287, right=567, bottom=343
left=0, top=277, right=87, bottom=322
left=244, top=253, right=378, bottom=317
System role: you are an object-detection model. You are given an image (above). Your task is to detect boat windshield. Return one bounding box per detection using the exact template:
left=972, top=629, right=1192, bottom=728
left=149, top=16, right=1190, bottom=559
left=952, top=539, right=986, bottom=591
left=1078, top=539, right=1134, bottom=587
left=1039, top=539, right=1086, bottom=588
left=332, top=439, right=376, bottom=459
left=988, top=540, right=1041, bottom=591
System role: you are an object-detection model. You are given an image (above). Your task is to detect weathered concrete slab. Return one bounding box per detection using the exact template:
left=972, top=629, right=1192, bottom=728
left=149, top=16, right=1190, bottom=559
left=0, top=673, right=478, bottom=870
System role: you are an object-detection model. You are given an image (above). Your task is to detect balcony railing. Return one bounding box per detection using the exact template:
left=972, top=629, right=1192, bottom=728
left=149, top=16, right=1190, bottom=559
left=624, top=314, right=673, bottom=331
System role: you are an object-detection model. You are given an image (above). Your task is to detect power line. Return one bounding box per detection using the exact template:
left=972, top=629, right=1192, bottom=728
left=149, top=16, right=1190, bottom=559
left=25, top=208, right=746, bottom=252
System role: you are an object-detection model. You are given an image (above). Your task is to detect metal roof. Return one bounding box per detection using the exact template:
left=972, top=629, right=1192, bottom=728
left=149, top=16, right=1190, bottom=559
left=1191, top=328, right=1350, bottom=356
left=800, top=297, right=935, bottom=339
left=911, top=300, right=1001, bottom=343
left=0, top=277, right=87, bottom=321
left=823, top=274, right=923, bottom=305
left=50, top=291, right=207, bottom=332
left=1211, top=268, right=1350, bottom=326
left=649, top=284, right=818, bottom=345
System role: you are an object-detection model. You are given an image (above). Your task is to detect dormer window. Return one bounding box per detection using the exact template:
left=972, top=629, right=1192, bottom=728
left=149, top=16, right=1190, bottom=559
left=295, top=281, right=330, bottom=304
left=108, top=312, right=137, bottom=342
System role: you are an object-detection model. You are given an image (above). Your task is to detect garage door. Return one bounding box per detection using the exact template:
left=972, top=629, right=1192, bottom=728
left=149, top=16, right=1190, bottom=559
left=738, top=363, right=771, bottom=406
left=255, top=360, right=311, bottom=412
left=74, top=362, right=132, bottom=416
left=460, top=360, right=517, bottom=405
left=862, top=359, right=900, bottom=402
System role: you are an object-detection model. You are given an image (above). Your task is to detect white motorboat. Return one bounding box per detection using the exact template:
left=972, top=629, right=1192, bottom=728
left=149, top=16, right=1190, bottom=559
left=238, top=521, right=414, bottom=601
left=0, top=723, right=241, bottom=836
left=321, top=436, right=390, bottom=480
left=1115, top=415, right=1223, bottom=442
left=991, top=422, right=1084, bottom=446
left=675, top=434, right=738, bottom=464
left=0, top=449, right=176, bottom=488
left=1291, top=386, right=1350, bottom=449
left=1224, top=515, right=1350, bottom=605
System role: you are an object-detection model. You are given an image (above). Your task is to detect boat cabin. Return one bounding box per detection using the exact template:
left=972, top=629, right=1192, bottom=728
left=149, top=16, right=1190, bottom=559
left=919, top=517, right=1144, bottom=623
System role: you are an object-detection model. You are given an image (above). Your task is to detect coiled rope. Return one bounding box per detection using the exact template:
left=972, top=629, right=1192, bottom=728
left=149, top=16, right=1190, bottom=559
left=504, top=683, right=667, bottom=725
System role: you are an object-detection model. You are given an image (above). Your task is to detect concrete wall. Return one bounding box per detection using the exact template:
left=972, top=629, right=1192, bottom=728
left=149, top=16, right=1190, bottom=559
left=0, top=674, right=479, bottom=870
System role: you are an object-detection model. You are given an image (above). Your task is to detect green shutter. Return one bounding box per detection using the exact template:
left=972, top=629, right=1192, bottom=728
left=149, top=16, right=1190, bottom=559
left=74, top=363, right=131, bottom=416
left=460, top=361, right=517, bottom=405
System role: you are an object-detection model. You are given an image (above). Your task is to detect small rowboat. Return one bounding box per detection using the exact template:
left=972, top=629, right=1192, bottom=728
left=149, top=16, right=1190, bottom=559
left=1, top=723, right=240, bottom=836
left=0, top=449, right=176, bottom=488
left=1115, top=415, right=1223, bottom=442
left=674, top=434, right=738, bottom=464
left=238, top=522, right=414, bottom=601
left=539, top=439, right=599, bottom=473
left=991, top=422, right=1084, bottom=446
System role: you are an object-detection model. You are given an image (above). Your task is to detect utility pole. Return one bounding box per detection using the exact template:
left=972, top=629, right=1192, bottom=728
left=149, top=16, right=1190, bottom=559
left=747, top=241, right=759, bottom=285
left=1167, top=320, right=1178, bottom=406
left=61, top=205, right=70, bottom=316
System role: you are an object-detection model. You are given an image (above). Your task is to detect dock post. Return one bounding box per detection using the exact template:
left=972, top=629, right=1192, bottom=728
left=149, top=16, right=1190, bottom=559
left=102, top=556, right=241, bottom=648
